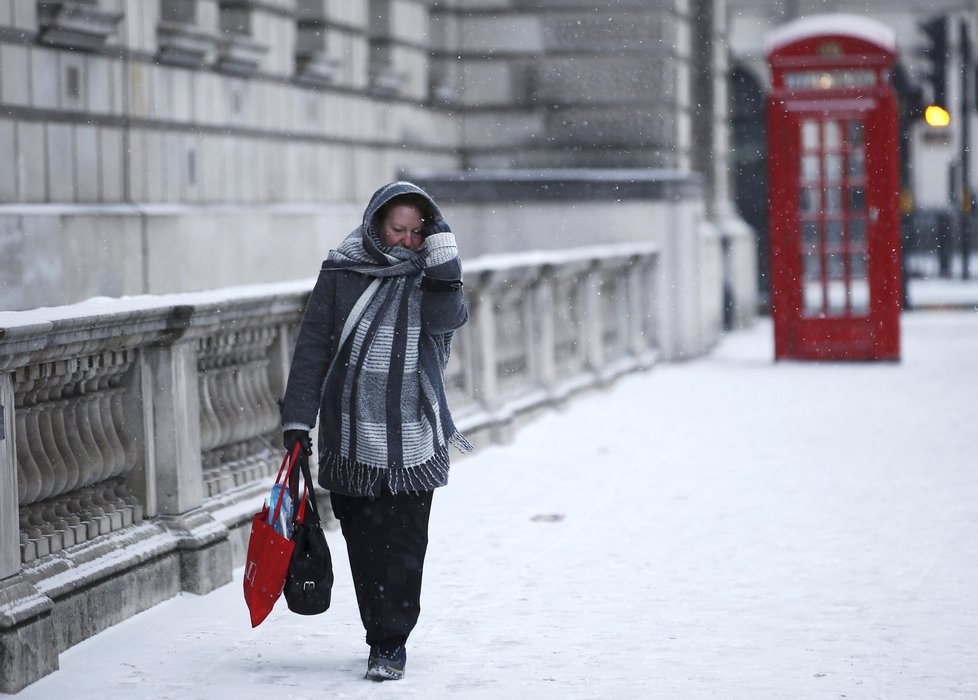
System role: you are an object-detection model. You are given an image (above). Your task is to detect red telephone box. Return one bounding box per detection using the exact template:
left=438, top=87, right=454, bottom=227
left=766, top=15, right=902, bottom=360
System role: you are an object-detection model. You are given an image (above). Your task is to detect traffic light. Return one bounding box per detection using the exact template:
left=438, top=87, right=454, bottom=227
left=919, top=15, right=949, bottom=111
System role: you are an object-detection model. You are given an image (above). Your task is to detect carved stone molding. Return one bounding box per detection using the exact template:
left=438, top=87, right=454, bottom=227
left=157, top=20, right=219, bottom=68
left=37, top=0, right=123, bottom=51
left=216, top=34, right=267, bottom=76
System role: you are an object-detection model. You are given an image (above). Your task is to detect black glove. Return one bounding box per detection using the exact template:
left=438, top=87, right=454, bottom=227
left=420, top=217, right=451, bottom=239
left=283, top=429, right=312, bottom=458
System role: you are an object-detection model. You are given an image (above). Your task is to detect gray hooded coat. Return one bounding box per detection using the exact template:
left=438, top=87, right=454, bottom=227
left=281, top=182, right=469, bottom=497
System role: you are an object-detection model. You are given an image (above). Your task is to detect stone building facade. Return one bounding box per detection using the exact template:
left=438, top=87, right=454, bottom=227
left=0, top=0, right=753, bottom=318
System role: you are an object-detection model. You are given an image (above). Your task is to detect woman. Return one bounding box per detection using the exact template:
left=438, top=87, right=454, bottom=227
left=280, top=181, right=471, bottom=681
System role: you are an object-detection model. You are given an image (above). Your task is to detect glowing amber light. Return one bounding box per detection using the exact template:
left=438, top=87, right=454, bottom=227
left=925, top=105, right=950, bottom=127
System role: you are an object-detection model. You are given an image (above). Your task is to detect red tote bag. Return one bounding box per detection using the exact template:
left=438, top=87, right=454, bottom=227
left=243, top=444, right=302, bottom=627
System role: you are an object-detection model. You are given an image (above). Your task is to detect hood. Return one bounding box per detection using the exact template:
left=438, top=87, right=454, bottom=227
left=360, top=181, right=443, bottom=264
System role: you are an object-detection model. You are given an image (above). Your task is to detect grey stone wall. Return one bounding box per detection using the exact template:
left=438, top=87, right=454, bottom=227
left=0, top=2, right=751, bottom=316
left=433, top=1, right=696, bottom=170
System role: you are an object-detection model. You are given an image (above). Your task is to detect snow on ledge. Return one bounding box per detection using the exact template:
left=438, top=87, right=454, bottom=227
left=765, top=14, right=896, bottom=55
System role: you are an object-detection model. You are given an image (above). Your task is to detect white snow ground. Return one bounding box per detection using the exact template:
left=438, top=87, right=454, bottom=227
left=11, top=308, right=978, bottom=700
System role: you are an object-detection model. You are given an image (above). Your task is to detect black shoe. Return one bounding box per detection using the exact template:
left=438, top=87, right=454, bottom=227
left=365, top=643, right=406, bottom=681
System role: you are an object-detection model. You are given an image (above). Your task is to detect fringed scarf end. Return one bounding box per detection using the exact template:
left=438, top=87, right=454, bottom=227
left=449, top=431, right=475, bottom=454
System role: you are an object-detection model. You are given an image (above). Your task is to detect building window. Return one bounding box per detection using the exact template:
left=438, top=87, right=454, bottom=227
left=216, top=0, right=267, bottom=76
left=295, top=0, right=341, bottom=87
left=37, top=0, right=122, bottom=51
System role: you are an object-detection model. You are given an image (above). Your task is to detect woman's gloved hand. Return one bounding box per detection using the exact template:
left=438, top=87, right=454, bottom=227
left=420, top=218, right=462, bottom=292
left=283, top=429, right=312, bottom=457
left=421, top=219, right=458, bottom=269
left=421, top=217, right=452, bottom=239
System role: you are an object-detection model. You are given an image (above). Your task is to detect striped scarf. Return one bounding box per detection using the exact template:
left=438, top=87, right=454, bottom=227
left=317, top=193, right=471, bottom=493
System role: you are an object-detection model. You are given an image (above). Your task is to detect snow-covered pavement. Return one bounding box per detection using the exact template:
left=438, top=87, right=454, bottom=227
left=13, top=310, right=978, bottom=700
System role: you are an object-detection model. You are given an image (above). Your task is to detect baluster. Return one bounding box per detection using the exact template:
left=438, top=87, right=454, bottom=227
left=213, top=363, right=235, bottom=449
left=197, top=369, right=220, bottom=452
left=36, top=362, right=77, bottom=502
left=24, top=400, right=61, bottom=508
left=81, top=362, right=114, bottom=485
left=94, top=479, right=124, bottom=530
left=62, top=391, right=95, bottom=492
left=66, top=491, right=96, bottom=541
left=93, top=358, right=128, bottom=480
left=77, top=390, right=108, bottom=487
left=113, top=477, right=143, bottom=524
left=19, top=530, right=33, bottom=563
left=253, top=328, right=279, bottom=430
left=108, top=384, right=137, bottom=477
left=51, top=387, right=82, bottom=502
left=253, top=357, right=279, bottom=433
left=40, top=501, right=68, bottom=552
left=77, top=485, right=108, bottom=537
left=226, top=349, right=252, bottom=445
left=15, top=403, right=43, bottom=506
left=25, top=503, right=56, bottom=556
left=197, top=338, right=221, bottom=451
left=68, top=365, right=104, bottom=490
left=20, top=508, right=47, bottom=559
left=237, top=359, right=264, bottom=441
left=54, top=497, right=85, bottom=545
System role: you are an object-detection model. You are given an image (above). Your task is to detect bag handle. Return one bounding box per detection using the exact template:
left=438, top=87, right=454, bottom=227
left=291, top=452, right=321, bottom=528
left=271, top=442, right=302, bottom=523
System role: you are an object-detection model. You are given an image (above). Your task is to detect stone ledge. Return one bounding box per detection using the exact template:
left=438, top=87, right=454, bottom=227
left=404, top=168, right=704, bottom=203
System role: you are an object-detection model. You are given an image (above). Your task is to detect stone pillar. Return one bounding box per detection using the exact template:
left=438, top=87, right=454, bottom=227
left=0, top=374, right=59, bottom=694
left=140, top=339, right=231, bottom=594
left=626, top=254, right=657, bottom=366
left=532, top=269, right=558, bottom=397
left=0, top=373, right=17, bottom=580
left=145, top=341, right=203, bottom=515
left=582, top=262, right=605, bottom=377
left=657, top=200, right=712, bottom=360
left=694, top=0, right=757, bottom=328
left=470, top=270, right=509, bottom=441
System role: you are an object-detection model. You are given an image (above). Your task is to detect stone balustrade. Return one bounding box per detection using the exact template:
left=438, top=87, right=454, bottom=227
left=0, top=242, right=664, bottom=693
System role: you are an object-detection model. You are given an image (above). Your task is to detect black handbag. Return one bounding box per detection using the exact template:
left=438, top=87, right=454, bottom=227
left=284, top=454, right=333, bottom=615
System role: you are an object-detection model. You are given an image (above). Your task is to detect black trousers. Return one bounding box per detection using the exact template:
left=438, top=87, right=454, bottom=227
left=329, top=489, right=433, bottom=646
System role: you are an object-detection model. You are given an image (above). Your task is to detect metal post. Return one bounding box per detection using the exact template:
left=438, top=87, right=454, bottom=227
left=960, top=19, right=973, bottom=279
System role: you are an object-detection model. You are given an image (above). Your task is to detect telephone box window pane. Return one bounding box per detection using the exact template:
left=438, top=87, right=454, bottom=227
left=824, top=121, right=841, bottom=150
left=848, top=121, right=864, bottom=146
left=850, top=252, right=870, bottom=313
left=803, top=247, right=823, bottom=315
left=848, top=149, right=865, bottom=178
left=827, top=278, right=847, bottom=313
left=848, top=187, right=866, bottom=213
left=804, top=282, right=824, bottom=315
left=825, top=187, right=841, bottom=212
left=800, top=187, right=820, bottom=213
left=802, top=155, right=820, bottom=182
left=802, top=120, right=819, bottom=149
left=826, top=220, right=843, bottom=246
left=803, top=221, right=819, bottom=246
left=824, top=154, right=842, bottom=182
left=850, top=219, right=866, bottom=245
left=803, top=248, right=821, bottom=280
left=850, top=280, right=870, bottom=313
left=803, top=283, right=823, bottom=315
left=827, top=251, right=844, bottom=277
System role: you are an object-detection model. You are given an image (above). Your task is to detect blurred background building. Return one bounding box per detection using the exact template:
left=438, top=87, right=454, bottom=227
left=727, top=0, right=978, bottom=304
left=0, top=0, right=753, bottom=326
